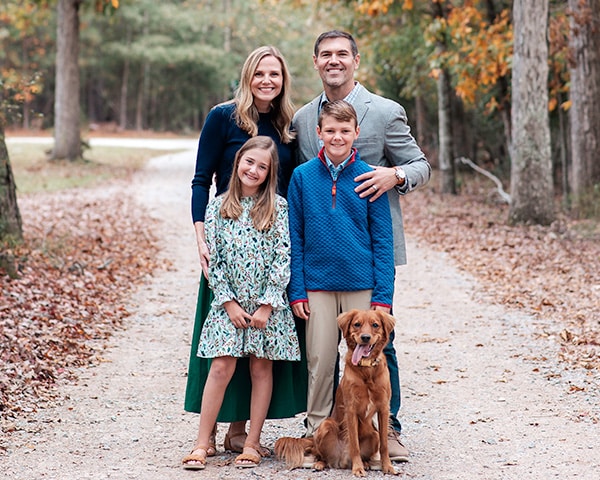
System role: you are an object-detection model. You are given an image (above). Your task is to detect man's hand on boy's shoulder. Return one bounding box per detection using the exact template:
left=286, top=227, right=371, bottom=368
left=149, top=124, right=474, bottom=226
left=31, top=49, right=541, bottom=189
left=354, top=166, right=399, bottom=201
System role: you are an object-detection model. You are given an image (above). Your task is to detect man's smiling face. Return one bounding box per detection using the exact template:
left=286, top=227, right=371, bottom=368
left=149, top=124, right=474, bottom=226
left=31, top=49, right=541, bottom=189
left=313, top=37, right=360, bottom=91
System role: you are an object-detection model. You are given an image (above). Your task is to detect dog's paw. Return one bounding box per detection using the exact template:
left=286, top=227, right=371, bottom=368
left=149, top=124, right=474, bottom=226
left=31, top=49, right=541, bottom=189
left=382, top=462, right=398, bottom=475
left=314, top=460, right=326, bottom=471
left=352, top=466, right=367, bottom=477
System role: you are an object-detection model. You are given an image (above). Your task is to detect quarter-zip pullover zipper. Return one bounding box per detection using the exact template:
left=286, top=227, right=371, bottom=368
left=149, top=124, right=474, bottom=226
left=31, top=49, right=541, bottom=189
left=331, top=181, right=337, bottom=209
left=317, top=147, right=357, bottom=211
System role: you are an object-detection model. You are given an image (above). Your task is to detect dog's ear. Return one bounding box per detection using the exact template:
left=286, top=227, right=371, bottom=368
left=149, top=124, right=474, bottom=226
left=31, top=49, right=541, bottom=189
left=337, top=309, right=357, bottom=336
left=377, top=311, right=396, bottom=338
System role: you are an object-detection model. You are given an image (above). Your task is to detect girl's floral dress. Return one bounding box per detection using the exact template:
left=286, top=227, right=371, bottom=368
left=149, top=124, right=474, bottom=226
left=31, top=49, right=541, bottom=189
left=198, top=195, right=300, bottom=361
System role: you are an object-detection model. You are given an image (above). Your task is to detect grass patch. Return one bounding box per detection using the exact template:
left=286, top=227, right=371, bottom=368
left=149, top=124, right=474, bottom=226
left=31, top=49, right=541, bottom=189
left=7, top=143, right=184, bottom=194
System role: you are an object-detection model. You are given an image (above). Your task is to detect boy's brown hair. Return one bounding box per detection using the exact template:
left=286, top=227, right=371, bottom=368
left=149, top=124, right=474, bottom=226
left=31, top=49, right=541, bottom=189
left=318, top=100, right=358, bottom=128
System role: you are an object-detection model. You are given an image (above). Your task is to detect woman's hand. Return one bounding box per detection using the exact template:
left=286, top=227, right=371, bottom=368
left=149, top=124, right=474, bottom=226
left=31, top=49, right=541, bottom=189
left=250, top=304, right=272, bottom=330
left=194, top=222, right=210, bottom=278
left=224, top=300, right=252, bottom=329
left=197, top=240, right=210, bottom=279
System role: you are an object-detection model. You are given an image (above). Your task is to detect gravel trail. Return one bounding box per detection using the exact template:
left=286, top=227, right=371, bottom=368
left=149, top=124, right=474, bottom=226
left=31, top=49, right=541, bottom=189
left=2, top=148, right=598, bottom=480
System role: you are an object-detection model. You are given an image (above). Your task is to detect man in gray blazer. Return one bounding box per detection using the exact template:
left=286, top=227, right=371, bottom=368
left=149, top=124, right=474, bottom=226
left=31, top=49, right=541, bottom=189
left=293, top=30, right=431, bottom=463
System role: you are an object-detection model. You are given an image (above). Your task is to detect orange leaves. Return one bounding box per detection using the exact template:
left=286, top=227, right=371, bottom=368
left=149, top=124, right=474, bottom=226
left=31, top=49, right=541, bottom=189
left=355, top=0, right=396, bottom=16
left=94, top=0, right=119, bottom=14
left=547, top=8, right=570, bottom=111
left=431, top=5, right=513, bottom=106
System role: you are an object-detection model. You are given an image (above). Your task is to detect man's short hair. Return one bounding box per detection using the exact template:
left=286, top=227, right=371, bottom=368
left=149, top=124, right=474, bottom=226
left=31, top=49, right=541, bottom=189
left=314, top=30, right=359, bottom=58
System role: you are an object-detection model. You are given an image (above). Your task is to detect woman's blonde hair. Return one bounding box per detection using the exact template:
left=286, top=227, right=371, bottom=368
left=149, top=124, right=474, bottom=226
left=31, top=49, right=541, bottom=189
left=220, top=136, right=279, bottom=231
left=234, top=46, right=295, bottom=144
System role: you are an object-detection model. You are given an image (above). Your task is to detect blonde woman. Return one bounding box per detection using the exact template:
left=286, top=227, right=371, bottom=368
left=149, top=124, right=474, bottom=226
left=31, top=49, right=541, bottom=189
left=183, top=46, right=307, bottom=468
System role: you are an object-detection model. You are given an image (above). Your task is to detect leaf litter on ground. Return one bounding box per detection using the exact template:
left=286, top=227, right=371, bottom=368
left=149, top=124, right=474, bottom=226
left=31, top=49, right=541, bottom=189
left=401, top=177, right=599, bottom=374
left=1, top=171, right=598, bottom=447
left=1, top=183, right=160, bottom=429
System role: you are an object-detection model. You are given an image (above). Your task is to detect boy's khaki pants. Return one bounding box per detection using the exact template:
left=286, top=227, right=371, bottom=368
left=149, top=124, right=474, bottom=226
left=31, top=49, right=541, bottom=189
left=304, top=289, right=372, bottom=436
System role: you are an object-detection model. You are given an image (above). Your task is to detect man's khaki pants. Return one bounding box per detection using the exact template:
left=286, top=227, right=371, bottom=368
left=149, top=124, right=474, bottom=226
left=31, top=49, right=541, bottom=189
left=305, top=289, right=372, bottom=435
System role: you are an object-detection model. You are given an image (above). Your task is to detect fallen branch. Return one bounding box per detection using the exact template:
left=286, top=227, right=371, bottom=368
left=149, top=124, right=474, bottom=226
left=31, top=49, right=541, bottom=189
left=456, top=157, right=511, bottom=204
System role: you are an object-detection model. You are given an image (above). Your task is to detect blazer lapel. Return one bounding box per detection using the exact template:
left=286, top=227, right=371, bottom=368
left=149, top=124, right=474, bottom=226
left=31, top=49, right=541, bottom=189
left=307, top=99, right=320, bottom=156
left=353, top=85, right=371, bottom=127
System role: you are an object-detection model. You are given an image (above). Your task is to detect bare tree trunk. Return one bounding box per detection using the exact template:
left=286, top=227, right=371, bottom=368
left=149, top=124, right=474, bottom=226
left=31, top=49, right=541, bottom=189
left=22, top=100, right=30, bottom=130
left=135, top=72, right=144, bottom=131
left=119, top=59, right=129, bottom=131
left=485, top=0, right=512, bottom=157
left=557, top=90, right=570, bottom=209
left=52, top=0, right=82, bottom=161
left=0, top=125, right=22, bottom=241
left=414, top=92, right=426, bottom=151
left=437, top=68, right=455, bottom=194
left=568, top=0, right=600, bottom=211
left=431, top=1, right=456, bottom=194
left=223, top=0, right=231, bottom=53
left=135, top=10, right=149, bottom=131
left=509, top=0, right=554, bottom=225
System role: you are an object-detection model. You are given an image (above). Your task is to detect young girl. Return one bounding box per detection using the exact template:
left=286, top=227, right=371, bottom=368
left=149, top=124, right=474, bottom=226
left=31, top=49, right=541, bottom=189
left=182, top=136, right=300, bottom=470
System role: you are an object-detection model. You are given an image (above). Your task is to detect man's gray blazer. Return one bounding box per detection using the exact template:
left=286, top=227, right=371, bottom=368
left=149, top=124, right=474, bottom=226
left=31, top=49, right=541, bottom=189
left=293, top=83, right=431, bottom=265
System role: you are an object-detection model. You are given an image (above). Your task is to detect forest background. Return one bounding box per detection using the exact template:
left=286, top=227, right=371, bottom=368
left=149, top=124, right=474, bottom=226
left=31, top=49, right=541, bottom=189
left=0, top=0, right=599, bottom=435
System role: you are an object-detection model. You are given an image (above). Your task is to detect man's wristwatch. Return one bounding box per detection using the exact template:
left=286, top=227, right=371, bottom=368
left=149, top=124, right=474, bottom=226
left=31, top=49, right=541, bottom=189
left=394, top=166, right=406, bottom=185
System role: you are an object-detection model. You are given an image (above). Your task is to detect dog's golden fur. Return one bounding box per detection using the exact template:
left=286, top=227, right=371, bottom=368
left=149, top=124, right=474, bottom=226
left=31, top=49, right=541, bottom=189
left=275, top=309, right=397, bottom=477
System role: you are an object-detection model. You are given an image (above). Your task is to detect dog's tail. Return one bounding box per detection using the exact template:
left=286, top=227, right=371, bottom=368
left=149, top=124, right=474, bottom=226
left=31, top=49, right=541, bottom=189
left=274, top=436, right=314, bottom=469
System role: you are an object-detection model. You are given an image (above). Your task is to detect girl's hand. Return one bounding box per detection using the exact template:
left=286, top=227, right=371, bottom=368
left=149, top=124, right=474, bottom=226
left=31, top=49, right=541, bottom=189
left=250, top=304, right=272, bottom=330
left=224, top=300, right=252, bottom=329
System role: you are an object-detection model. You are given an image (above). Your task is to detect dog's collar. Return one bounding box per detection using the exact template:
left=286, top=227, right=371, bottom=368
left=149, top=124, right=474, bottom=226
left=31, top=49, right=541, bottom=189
left=357, top=356, right=381, bottom=367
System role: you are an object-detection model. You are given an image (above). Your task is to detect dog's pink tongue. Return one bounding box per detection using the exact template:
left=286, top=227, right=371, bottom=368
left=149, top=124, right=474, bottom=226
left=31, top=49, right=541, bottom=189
left=352, top=344, right=371, bottom=366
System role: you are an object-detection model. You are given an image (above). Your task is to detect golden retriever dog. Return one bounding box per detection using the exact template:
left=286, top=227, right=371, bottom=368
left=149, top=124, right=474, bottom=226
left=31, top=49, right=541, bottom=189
left=275, top=309, right=397, bottom=477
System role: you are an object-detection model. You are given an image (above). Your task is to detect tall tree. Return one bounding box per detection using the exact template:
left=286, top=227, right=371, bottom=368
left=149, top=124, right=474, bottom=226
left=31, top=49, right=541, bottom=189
left=568, top=0, right=600, bottom=211
left=0, top=122, right=22, bottom=241
left=431, top=1, right=456, bottom=194
left=51, top=0, right=82, bottom=160
left=509, top=0, right=554, bottom=225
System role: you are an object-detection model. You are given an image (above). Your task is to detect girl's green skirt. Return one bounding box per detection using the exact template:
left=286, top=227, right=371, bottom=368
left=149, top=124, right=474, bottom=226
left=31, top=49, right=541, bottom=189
left=184, top=275, right=308, bottom=421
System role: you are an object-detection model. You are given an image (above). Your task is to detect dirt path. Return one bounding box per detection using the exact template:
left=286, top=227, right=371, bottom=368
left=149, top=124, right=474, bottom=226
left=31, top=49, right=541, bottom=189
left=2, top=149, right=598, bottom=480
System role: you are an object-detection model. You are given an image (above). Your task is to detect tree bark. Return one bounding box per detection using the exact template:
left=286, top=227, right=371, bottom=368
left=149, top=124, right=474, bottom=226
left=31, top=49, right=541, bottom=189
left=508, top=0, right=555, bottom=225
left=568, top=0, right=600, bottom=210
left=437, top=67, right=456, bottom=194
left=52, top=0, right=82, bottom=161
left=414, top=92, right=426, bottom=151
left=0, top=124, right=23, bottom=241
left=119, top=59, right=130, bottom=130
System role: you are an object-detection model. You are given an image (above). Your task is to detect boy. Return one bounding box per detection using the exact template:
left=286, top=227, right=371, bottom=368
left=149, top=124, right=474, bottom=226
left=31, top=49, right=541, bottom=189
left=287, top=100, right=395, bottom=435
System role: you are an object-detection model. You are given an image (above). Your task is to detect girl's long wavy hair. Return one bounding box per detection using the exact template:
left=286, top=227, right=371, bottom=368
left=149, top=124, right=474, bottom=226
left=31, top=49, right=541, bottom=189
left=220, top=136, right=279, bottom=231
left=234, top=46, right=295, bottom=144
